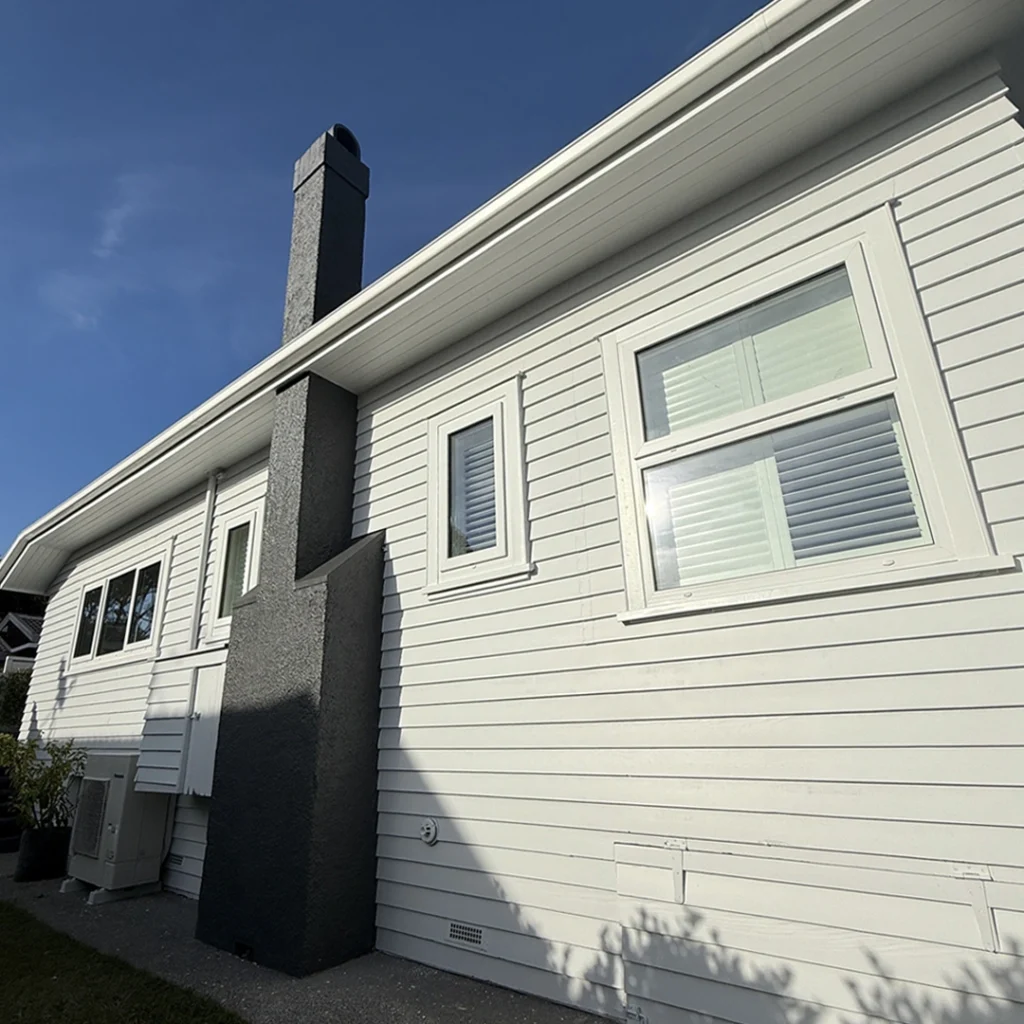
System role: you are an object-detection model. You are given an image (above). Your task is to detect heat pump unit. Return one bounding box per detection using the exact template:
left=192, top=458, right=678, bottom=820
left=67, top=754, right=170, bottom=894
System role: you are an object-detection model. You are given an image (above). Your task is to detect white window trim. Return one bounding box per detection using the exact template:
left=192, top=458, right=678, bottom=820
left=207, top=507, right=261, bottom=639
left=602, top=205, right=1009, bottom=621
left=424, top=376, right=531, bottom=596
left=68, top=540, right=173, bottom=666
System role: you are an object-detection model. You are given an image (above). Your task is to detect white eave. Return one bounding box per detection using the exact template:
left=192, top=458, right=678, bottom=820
left=3, top=0, right=1021, bottom=594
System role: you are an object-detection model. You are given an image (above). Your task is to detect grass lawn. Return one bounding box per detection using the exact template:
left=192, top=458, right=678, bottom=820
left=0, top=901, right=247, bottom=1023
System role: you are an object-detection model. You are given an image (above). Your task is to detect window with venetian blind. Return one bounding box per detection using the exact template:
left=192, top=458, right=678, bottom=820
left=425, top=377, right=531, bottom=594
left=448, top=419, right=498, bottom=558
left=602, top=210, right=999, bottom=617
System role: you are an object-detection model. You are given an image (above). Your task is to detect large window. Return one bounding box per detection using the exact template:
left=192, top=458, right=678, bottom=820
left=603, top=210, right=999, bottom=618
left=425, top=377, right=530, bottom=594
left=72, top=559, right=162, bottom=660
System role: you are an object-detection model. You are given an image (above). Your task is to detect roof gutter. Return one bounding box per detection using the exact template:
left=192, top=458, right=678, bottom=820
left=0, top=0, right=848, bottom=590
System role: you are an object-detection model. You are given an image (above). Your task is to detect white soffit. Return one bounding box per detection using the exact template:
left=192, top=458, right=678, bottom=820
left=3, top=0, right=1022, bottom=593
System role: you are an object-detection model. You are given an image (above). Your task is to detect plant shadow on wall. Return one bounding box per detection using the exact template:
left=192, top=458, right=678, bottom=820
left=481, top=875, right=1024, bottom=1022
left=377, top=711, right=1024, bottom=1021
left=374, top=720, right=1024, bottom=1024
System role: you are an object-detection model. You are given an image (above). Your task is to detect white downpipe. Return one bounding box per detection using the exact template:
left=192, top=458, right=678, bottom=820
left=160, top=469, right=221, bottom=864
left=188, top=470, right=221, bottom=651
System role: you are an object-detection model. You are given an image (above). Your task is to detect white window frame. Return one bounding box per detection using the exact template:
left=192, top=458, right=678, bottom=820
left=208, top=507, right=261, bottom=638
left=68, top=543, right=172, bottom=665
left=602, top=206, right=1008, bottom=621
left=425, top=376, right=531, bottom=595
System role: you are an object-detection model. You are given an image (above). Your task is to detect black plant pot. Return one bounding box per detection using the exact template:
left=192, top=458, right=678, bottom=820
left=14, top=826, right=71, bottom=882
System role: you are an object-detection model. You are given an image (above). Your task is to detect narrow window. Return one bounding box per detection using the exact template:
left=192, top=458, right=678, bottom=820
left=448, top=418, right=496, bottom=557
left=425, top=377, right=529, bottom=594
left=128, top=562, right=161, bottom=644
left=73, top=587, right=102, bottom=658
left=218, top=521, right=251, bottom=618
left=97, top=570, right=136, bottom=656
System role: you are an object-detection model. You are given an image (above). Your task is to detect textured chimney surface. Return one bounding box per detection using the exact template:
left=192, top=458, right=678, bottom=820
left=281, top=125, right=370, bottom=346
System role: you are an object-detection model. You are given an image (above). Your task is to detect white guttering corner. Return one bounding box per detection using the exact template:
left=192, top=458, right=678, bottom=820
left=0, top=0, right=848, bottom=591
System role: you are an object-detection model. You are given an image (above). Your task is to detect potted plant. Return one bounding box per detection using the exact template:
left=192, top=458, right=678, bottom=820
left=0, top=734, right=85, bottom=881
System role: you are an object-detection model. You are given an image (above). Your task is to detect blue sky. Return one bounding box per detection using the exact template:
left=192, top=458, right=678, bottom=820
left=0, top=0, right=761, bottom=559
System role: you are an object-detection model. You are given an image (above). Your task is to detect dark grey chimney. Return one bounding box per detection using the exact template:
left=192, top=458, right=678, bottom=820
left=196, top=123, right=384, bottom=976
left=281, top=124, right=370, bottom=345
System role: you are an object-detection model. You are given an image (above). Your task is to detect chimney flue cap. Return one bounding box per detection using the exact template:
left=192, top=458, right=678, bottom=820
left=330, top=124, right=361, bottom=161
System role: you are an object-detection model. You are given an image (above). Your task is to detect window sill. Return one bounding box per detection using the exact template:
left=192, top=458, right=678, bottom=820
left=618, top=554, right=1019, bottom=623
left=66, top=646, right=156, bottom=677
left=424, top=561, right=535, bottom=599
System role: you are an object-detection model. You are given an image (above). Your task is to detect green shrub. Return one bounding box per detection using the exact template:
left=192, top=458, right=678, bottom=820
left=0, top=735, right=86, bottom=830
left=0, top=669, right=31, bottom=735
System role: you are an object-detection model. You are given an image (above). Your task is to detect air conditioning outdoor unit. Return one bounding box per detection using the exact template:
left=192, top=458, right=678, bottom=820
left=64, top=753, right=170, bottom=903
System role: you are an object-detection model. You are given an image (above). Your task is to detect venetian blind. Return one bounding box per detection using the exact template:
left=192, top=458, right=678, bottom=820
left=448, top=418, right=497, bottom=557
left=638, top=267, right=870, bottom=439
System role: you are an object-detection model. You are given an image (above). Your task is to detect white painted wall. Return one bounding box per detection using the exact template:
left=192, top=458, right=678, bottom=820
left=136, top=454, right=269, bottom=797
left=164, top=794, right=209, bottom=898
left=25, top=487, right=208, bottom=751
left=356, top=59, right=1024, bottom=1022
left=24, top=451, right=269, bottom=899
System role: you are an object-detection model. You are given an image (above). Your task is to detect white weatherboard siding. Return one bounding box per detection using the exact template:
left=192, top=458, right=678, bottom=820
left=24, top=454, right=268, bottom=899
left=164, top=794, right=209, bottom=898
left=136, top=454, right=268, bottom=797
left=196, top=454, right=269, bottom=641
left=358, top=61, right=1024, bottom=1022
left=24, top=485, right=208, bottom=751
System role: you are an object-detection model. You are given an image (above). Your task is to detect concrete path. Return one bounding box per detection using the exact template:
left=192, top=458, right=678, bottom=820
left=0, top=853, right=601, bottom=1024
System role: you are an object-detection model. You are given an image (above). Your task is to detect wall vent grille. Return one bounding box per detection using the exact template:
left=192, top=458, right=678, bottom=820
left=71, top=778, right=109, bottom=858
left=447, top=921, right=484, bottom=948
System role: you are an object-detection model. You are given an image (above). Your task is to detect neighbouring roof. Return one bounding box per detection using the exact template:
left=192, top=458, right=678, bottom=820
left=2, top=0, right=1022, bottom=595
left=0, top=612, right=43, bottom=656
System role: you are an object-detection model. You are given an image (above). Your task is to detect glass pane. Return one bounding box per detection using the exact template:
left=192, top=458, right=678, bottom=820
left=643, top=400, right=926, bottom=590
left=97, top=570, right=135, bottom=656
left=637, top=268, right=869, bottom=440
left=448, top=418, right=497, bottom=557
left=73, top=587, right=102, bottom=658
left=218, top=522, right=251, bottom=619
left=128, top=562, right=161, bottom=644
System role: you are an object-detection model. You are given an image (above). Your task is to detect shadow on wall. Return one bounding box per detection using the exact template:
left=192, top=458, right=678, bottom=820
left=372, top=547, right=1024, bottom=1022
left=452, top=842, right=1024, bottom=1023
left=565, top=909, right=1022, bottom=1022
left=417, top=814, right=1024, bottom=1023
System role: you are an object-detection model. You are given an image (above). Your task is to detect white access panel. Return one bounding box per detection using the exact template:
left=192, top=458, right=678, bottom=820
left=183, top=663, right=226, bottom=797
